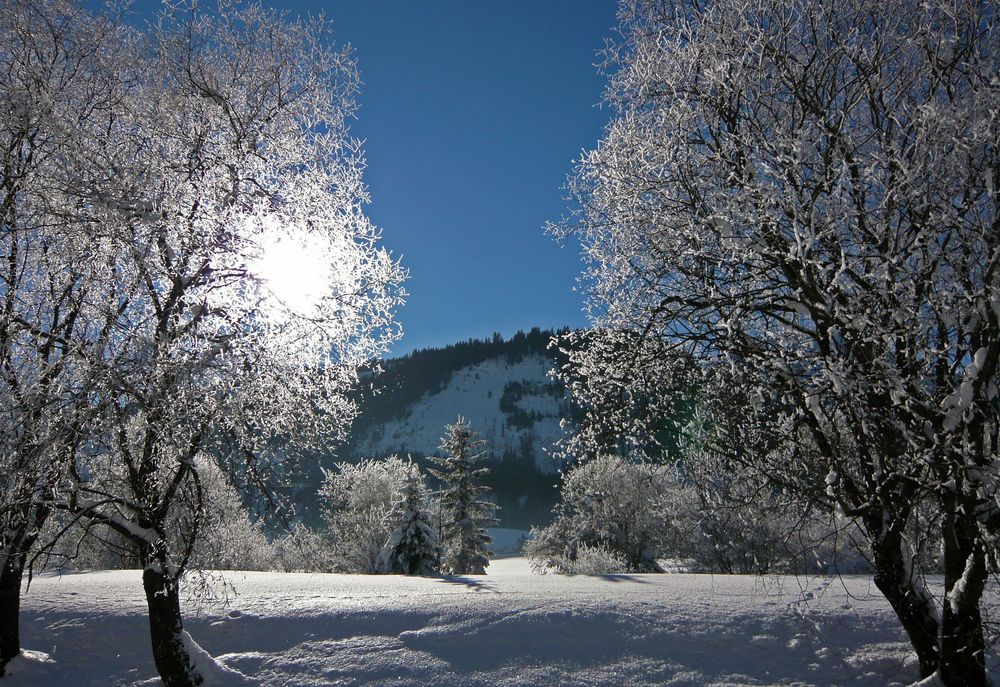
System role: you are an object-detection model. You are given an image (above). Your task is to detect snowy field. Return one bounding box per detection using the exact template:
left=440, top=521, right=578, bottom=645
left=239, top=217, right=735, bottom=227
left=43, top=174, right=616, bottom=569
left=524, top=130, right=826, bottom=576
left=9, top=558, right=996, bottom=686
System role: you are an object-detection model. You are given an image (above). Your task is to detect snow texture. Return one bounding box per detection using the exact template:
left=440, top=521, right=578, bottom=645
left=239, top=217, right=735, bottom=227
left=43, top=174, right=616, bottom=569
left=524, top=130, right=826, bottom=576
left=13, top=561, right=996, bottom=686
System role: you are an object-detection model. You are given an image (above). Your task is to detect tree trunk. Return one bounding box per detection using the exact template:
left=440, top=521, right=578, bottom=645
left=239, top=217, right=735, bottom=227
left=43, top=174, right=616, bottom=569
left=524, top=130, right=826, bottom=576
left=939, top=507, right=989, bottom=687
left=0, top=556, right=25, bottom=676
left=868, top=519, right=941, bottom=679
left=142, top=567, right=203, bottom=687
left=0, top=502, right=48, bottom=676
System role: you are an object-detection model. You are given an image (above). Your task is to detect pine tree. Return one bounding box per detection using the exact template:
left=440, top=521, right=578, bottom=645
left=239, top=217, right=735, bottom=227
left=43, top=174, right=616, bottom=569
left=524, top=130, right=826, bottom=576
left=377, top=464, right=440, bottom=576
left=430, top=418, right=498, bottom=575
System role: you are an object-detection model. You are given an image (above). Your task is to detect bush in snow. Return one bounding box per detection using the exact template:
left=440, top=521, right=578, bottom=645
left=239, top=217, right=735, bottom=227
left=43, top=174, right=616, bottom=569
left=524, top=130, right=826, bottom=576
left=181, top=457, right=277, bottom=572
left=662, top=480, right=854, bottom=575
left=377, top=463, right=440, bottom=575
left=39, top=514, right=141, bottom=572
left=525, top=455, right=672, bottom=573
left=42, top=455, right=278, bottom=573
left=666, top=401, right=882, bottom=575
left=530, top=541, right=630, bottom=576
left=270, top=524, right=337, bottom=573
left=664, top=449, right=821, bottom=575
left=320, top=455, right=412, bottom=573
left=429, top=418, right=498, bottom=575
left=527, top=449, right=869, bottom=576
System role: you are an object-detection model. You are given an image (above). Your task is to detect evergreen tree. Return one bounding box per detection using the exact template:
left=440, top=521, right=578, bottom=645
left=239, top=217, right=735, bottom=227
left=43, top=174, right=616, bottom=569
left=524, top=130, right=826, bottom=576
left=377, top=464, right=440, bottom=576
left=430, top=418, right=498, bottom=574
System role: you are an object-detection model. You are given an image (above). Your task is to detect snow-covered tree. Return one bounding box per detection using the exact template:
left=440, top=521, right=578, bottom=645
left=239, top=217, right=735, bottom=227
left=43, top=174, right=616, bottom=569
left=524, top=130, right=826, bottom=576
left=377, top=463, right=439, bottom=576
left=0, top=0, right=137, bottom=673
left=429, top=418, right=497, bottom=575
left=552, top=0, right=998, bottom=683
left=321, top=456, right=411, bottom=573
left=49, top=4, right=404, bottom=685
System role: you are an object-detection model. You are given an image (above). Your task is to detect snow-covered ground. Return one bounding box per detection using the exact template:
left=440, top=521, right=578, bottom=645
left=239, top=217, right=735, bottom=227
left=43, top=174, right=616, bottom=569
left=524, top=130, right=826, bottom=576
left=10, top=560, right=992, bottom=686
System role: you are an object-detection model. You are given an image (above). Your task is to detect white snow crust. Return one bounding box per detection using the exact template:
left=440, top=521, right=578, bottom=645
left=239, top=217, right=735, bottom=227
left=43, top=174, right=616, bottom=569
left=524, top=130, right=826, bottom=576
left=13, top=561, right=995, bottom=686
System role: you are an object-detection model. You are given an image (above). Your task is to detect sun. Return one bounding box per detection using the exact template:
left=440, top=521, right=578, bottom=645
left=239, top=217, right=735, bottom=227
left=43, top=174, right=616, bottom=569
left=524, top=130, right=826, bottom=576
left=249, top=216, right=333, bottom=320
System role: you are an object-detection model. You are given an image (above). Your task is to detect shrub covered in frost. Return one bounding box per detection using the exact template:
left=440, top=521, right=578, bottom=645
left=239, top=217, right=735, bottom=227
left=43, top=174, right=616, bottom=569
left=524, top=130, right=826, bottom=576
left=42, top=455, right=278, bottom=572
left=271, top=524, right=337, bottom=573
left=526, top=455, right=673, bottom=573
left=526, top=453, right=861, bottom=575
left=530, top=542, right=629, bottom=575
left=184, top=457, right=277, bottom=572
left=319, top=455, right=413, bottom=573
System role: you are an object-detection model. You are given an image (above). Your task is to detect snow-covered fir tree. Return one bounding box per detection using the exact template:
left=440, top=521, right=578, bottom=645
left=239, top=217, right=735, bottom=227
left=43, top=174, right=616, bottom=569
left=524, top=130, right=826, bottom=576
left=430, top=418, right=498, bottom=575
left=377, top=464, right=440, bottom=576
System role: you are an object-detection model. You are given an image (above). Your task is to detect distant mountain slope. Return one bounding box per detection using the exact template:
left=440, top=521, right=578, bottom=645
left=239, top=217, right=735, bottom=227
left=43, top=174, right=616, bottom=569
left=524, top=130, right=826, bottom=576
left=354, top=354, right=566, bottom=471
left=330, top=328, right=574, bottom=529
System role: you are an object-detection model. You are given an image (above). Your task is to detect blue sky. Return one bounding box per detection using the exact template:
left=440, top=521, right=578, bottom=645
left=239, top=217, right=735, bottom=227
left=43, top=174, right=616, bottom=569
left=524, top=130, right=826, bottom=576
left=297, top=1, right=619, bottom=355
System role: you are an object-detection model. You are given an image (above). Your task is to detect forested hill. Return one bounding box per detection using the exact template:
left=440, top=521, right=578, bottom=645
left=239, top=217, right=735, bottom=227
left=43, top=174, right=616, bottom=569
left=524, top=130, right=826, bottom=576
left=350, top=326, right=571, bottom=454
left=301, top=328, right=576, bottom=529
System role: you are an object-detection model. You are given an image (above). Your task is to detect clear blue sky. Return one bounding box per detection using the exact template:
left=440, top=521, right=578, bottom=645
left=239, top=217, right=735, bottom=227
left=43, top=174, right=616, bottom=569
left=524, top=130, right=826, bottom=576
left=296, top=1, right=618, bottom=355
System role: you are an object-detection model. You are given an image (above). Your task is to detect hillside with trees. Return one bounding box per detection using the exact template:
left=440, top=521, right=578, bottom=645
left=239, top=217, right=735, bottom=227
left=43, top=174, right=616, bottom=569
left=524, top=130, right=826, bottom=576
left=294, top=328, right=573, bottom=529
